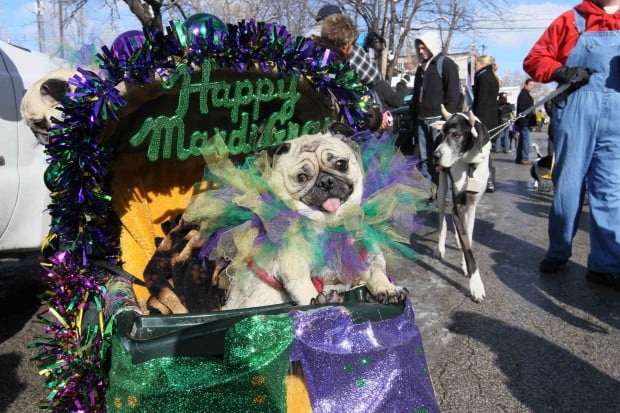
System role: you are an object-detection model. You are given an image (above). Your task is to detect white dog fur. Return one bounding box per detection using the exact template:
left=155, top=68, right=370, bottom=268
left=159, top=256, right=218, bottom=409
left=432, top=108, right=490, bottom=302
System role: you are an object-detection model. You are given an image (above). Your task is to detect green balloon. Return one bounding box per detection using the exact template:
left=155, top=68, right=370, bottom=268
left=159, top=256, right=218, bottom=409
left=182, top=13, right=228, bottom=37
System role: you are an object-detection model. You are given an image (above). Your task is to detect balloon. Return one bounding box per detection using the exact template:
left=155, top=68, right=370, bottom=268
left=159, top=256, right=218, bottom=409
left=182, top=13, right=228, bottom=38
left=110, top=30, right=145, bottom=59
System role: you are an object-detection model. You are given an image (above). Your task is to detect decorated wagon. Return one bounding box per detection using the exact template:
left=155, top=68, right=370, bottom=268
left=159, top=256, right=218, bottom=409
left=27, top=14, right=440, bottom=412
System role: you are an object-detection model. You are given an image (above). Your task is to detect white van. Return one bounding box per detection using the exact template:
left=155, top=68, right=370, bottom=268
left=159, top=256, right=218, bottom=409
left=0, top=41, right=63, bottom=252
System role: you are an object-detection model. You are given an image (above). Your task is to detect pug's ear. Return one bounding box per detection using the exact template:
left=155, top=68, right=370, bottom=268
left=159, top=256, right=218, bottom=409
left=39, top=78, right=69, bottom=106
left=327, top=122, right=356, bottom=138
left=266, top=142, right=290, bottom=162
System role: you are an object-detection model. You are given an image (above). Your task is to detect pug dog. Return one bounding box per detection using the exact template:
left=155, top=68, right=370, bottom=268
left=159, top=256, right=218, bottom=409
left=20, top=68, right=75, bottom=145
left=214, top=123, right=408, bottom=310
left=21, top=67, right=172, bottom=146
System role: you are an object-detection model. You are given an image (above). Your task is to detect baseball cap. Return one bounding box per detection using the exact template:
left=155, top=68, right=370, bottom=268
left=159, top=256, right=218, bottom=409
left=316, top=5, right=343, bottom=21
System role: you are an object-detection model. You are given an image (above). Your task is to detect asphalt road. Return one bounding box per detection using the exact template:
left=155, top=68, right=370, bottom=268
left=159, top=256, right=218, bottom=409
left=0, top=252, right=46, bottom=412
left=0, top=131, right=618, bottom=412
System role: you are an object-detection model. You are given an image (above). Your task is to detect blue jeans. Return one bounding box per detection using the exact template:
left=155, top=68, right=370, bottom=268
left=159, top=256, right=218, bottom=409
left=516, top=125, right=531, bottom=162
left=415, top=116, right=441, bottom=186
left=494, top=128, right=510, bottom=152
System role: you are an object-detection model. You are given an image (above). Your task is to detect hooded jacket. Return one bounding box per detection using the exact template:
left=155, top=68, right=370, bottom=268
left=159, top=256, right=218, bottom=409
left=524, top=0, right=620, bottom=82
left=409, top=31, right=462, bottom=119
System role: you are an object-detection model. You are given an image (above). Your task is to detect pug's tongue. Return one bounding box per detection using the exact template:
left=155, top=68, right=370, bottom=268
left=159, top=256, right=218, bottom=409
left=322, top=198, right=341, bottom=212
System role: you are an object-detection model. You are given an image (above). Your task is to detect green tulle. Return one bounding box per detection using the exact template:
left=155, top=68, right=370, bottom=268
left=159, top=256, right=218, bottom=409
left=183, top=133, right=428, bottom=280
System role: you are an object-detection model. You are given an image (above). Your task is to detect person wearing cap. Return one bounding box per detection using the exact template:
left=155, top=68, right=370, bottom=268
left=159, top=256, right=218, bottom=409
left=315, top=14, right=407, bottom=130
left=304, top=4, right=342, bottom=38
left=317, top=4, right=342, bottom=21
left=304, top=6, right=382, bottom=87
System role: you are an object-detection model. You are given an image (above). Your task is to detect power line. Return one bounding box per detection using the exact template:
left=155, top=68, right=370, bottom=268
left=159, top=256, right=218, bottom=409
left=474, top=27, right=551, bottom=31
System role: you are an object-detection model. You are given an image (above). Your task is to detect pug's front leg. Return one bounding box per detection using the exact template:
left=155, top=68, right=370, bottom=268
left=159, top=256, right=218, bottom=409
left=281, top=276, right=320, bottom=305
left=362, top=253, right=409, bottom=304
left=277, top=250, right=319, bottom=305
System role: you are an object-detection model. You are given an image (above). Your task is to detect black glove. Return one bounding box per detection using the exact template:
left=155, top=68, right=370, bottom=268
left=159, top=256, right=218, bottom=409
left=403, top=74, right=410, bottom=82
left=552, top=66, right=591, bottom=87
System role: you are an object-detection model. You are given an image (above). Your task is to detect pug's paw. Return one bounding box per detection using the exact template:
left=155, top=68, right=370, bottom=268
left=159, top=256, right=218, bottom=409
left=374, top=286, right=409, bottom=304
left=310, top=290, right=343, bottom=305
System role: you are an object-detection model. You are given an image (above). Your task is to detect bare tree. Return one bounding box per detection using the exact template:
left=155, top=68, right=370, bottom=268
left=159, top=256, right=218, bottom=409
left=339, top=0, right=509, bottom=78
left=499, top=69, right=528, bottom=88
left=147, top=0, right=321, bottom=34
left=51, top=0, right=512, bottom=80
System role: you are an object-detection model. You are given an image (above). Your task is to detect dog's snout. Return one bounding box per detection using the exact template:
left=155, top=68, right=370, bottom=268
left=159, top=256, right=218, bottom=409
left=318, top=174, right=335, bottom=190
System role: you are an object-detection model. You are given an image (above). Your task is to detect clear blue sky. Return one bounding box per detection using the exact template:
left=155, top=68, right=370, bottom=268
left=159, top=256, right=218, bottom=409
left=464, top=0, right=577, bottom=77
left=1, top=0, right=578, bottom=75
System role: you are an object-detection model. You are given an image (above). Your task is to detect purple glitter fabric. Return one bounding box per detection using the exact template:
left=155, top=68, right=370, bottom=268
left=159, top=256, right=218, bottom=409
left=289, top=300, right=440, bottom=413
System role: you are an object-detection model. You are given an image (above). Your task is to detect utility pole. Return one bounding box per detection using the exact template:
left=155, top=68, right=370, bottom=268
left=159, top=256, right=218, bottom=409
left=58, top=0, right=64, bottom=59
left=36, top=0, right=45, bottom=53
left=469, top=42, right=477, bottom=87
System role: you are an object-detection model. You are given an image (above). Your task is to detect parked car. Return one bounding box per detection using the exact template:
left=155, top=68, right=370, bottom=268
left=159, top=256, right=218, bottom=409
left=0, top=41, right=63, bottom=252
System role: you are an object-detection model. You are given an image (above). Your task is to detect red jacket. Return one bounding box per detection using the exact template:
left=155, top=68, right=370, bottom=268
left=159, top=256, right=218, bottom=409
left=523, top=0, right=620, bottom=82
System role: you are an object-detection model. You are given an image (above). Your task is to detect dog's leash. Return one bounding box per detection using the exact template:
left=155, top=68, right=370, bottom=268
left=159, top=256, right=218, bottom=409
left=487, top=82, right=572, bottom=140
left=93, top=259, right=148, bottom=287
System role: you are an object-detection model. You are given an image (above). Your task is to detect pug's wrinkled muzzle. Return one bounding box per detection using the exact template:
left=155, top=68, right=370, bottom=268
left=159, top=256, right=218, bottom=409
left=301, top=171, right=353, bottom=212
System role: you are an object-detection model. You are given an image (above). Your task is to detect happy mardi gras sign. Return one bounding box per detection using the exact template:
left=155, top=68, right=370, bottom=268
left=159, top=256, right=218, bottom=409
left=129, top=59, right=333, bottom=161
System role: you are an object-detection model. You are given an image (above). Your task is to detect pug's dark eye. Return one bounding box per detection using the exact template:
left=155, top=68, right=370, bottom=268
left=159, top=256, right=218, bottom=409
left=335, top=159, right=348, bottom=172
left=33, top=119, right=48, bottom=130
left=296, top=173, right=309, bottom=183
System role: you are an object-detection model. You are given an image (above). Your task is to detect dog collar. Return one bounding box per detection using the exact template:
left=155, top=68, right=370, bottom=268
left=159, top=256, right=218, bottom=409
left=247, top=259, right=325, bottom=292
left=246, top=247, right=369, bottom=293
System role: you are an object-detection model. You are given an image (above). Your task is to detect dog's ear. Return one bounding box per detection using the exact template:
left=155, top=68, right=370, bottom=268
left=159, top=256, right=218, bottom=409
left=327, top=121, right=356, bottom=138
left=472, top=121, right=490, bottom=151
left=266, top=142, right=291, bottom=160
left=461, top=110, right=489, bottom=152
left=39, top=78, right=69, bottom=106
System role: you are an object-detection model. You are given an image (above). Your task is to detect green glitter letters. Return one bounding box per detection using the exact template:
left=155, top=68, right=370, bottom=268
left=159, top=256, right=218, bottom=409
left=129, top=59, right=331, bottom=160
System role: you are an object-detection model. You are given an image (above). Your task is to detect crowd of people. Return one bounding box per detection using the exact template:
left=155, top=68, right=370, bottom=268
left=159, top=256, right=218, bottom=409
left=217, top=1, right=620, bottom=292
left=310, top=2, right=618, bottom=292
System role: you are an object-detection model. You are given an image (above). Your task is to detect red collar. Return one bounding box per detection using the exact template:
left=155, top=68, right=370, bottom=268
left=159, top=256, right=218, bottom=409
left=247, top=260, right=325, bottom=292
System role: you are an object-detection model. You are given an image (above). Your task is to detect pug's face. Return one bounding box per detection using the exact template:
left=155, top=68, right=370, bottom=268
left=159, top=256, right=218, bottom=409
left=269, top=124, right=363, bottom=215
left=20, top=68, right=74, bottom=145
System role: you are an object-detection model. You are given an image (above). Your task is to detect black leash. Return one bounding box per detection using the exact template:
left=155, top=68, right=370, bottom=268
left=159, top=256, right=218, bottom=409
left=516, top=82, right=572, bottom=119
left=94, top=259, right=148, bottom=287
left=488, top=82, right=572, bottom=139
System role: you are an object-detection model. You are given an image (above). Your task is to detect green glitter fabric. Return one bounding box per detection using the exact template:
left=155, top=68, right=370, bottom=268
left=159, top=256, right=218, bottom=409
left=107, top=314, right=293, bottom=412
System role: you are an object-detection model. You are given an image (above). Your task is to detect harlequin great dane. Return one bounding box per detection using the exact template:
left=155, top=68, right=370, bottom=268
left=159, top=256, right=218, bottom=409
left=431, top=105, right=491, bottom=302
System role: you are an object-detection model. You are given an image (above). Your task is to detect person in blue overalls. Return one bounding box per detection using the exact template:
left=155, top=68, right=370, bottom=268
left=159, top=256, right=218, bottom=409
left=524, top=0, right=620, bottom=291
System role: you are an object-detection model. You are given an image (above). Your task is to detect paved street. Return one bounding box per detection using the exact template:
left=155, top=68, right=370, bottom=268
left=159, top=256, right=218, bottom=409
left=0, top=131, right=618, bottom=412
left=400, top=131, right=620, bottom=412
